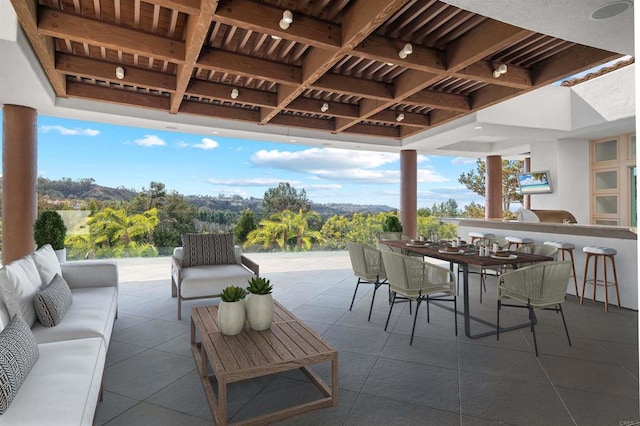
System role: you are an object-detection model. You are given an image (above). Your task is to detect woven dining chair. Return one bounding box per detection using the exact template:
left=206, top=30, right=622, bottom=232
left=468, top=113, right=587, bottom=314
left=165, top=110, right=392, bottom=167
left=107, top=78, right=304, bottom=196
left=497, top=260, right=572, bottom=356
left=347, top=242, right=388, bottom=321
left=381, top=250, right=457, bottom=345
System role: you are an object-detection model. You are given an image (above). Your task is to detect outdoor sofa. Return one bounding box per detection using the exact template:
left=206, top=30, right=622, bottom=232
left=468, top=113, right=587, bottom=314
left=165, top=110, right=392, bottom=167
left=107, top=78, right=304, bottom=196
left=0, top=244, right=118, bottom=425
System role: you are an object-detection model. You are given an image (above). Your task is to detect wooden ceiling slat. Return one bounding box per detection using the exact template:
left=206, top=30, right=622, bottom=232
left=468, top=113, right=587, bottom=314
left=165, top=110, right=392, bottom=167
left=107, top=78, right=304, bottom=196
left=142, top=0, right=200, bottom=16
left=198, top=50, right=301, bottom=85
left=67, top=81, right=171, bottom=110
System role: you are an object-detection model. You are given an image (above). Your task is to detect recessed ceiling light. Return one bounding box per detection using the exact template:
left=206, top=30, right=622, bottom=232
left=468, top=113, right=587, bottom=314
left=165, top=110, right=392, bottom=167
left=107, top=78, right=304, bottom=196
left=473, top=126, right=483, bottom=130
left=165, top=125, right=178, bottom=130
left=210, top=131, right=219, bottom=134
left=290, top=139, right=296, bottom=142
left=590, top=0, right=633, bottom=20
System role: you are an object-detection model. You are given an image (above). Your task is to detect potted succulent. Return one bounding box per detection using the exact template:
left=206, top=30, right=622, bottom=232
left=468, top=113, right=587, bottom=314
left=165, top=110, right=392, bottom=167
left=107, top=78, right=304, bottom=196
left=217, top=286, right=247, bottom=335
left=245, top=276, right=274, bottom=331
left=33, top=210, right=67, bottom=263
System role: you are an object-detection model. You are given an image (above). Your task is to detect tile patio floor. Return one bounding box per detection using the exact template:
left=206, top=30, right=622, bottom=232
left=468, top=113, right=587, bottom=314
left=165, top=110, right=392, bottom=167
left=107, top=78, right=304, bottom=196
left=96, top=251, right=639, bottom=425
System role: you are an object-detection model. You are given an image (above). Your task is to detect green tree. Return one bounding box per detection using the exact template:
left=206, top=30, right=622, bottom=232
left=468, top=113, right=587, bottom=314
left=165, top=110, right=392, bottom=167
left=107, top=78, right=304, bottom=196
left=458, top=159, right=524, bottom=211
left=382, top=214, right=402, bottom=232
left=244, top=209, right=322, bottom=251
left=234, top=208, right=257, bottom=243
left=461, top=201, right=485, bottom=218
left=153, top=191, right=196, bottom=253
left=319, top=215, right=350, bottom=249
left=262, top=182, right=309, bottom=214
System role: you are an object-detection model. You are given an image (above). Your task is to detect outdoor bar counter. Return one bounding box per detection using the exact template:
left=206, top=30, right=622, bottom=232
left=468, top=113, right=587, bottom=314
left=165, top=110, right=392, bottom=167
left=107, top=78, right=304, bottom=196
left=442, top=218, right=638, bottom=310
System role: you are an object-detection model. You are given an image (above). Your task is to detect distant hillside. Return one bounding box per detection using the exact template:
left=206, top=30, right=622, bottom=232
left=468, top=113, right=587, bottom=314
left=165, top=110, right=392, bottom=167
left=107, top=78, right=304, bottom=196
left=34, top=178, right=396, bottom=216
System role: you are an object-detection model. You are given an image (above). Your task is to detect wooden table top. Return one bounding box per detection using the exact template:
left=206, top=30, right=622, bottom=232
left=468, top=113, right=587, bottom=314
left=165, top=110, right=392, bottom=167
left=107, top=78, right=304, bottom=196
left=380, top=240, right=553, bottom=267
left=191, top=301, right=337, bottom=382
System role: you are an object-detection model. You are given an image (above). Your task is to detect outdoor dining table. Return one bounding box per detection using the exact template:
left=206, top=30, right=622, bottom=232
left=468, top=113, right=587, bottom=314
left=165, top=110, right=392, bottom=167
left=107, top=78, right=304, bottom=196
left=379, top=240, right=554, bottom=339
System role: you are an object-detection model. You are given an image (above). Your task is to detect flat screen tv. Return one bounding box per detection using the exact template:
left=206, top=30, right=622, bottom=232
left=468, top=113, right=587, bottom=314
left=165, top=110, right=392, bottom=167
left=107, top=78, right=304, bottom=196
left=517, top=170, right=553, bottom=194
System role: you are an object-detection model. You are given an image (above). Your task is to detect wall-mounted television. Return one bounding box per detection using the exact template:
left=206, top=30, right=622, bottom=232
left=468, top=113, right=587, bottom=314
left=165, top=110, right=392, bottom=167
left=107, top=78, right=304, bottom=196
left=517, top=170, right=553, bottom=194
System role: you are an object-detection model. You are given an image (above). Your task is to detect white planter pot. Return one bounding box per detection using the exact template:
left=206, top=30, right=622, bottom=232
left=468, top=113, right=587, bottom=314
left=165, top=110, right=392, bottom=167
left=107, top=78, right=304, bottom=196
left=55, top=248, right=67, bottom=264
left=217, top=300, right=246, bottom=335
left=245, top=293, right=274, bottom=331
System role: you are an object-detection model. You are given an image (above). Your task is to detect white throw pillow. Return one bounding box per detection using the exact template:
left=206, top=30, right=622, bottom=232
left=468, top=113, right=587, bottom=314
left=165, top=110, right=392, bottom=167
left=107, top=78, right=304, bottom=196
left=0, top=255, right=42, bottom=327
left=32, top=244, right=62, bottom=287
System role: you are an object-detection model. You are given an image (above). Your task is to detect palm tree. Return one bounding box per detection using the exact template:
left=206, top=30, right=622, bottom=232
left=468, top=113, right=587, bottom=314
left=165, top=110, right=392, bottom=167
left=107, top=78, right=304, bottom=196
left=246, top=210, right=322, bottom=252
left=84, top=207, right=159, bottom=256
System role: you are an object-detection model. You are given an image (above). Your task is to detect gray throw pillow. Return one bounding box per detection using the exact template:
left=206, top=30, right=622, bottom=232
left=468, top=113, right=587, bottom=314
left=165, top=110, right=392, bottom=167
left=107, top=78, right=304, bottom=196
left=182, top=233, right=236, bottom=267
left=0, top=315, right=39, bottom=414
left=33, top=274, right=73, bottom=328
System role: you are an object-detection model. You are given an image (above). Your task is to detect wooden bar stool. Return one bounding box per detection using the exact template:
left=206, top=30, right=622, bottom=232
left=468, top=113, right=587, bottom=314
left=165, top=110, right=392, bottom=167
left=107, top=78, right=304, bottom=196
left=544, top=241, right=579, bottom=297
left=505, top=236, right=534, bottom=250
left=581, top=246, right=620, bottom=311
left=468, top=232, right=495, bottom=244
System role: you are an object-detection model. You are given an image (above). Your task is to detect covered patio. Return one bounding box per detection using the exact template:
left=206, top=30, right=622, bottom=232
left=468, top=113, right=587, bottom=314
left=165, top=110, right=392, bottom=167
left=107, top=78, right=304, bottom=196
left=100, top=252, right=638, bottom=425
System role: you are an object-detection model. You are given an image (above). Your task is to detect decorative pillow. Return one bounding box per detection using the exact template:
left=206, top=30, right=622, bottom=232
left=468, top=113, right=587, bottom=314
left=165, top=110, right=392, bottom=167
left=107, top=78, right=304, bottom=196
left=32, top=244, right=62, bottom=287
left=33, top=274, right=73, bottom=328
left=0, top=315, right=39, bottom=414
left=182, top=233, right=236, bottom=267
left=0, top=255, right=42, bottom=327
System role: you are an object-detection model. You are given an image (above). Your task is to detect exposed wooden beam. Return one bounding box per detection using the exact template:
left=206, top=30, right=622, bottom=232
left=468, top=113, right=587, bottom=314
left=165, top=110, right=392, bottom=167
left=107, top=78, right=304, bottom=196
left=186, top=80, right=276, bottom=108
left=56, top=54, right=176, bottom=92
left=531, top=45, right=621, bottom=87
left=171, top=0, right=219, bottom=113
left=198, top=50, right=301, bottom=85
left=453, top=61, right=532, bottom=89
left=369, top=110, right=429, bottom=127
left=179, top=101, right=261, bottom=121
left=343, top=123, right=401, bottom=138
left=446, top=20, right=533, bottom=71
left=66, top=82, right=170, bottom=110
left=213, top=0, right=341, bottom=50
left=38, top=8, right=186, bottom=63
left=469, top=85, right=521, bottom=110
left=311, top=74, right=393, bottom=101
left=10, top=0, right=66, bottom=96
left=404, top=90, right=470, bottom=112
left=286, top=98, right=359, bottom=119
left=143, top=0, right=202, bottom=15
left=270, top=114, right=335, bottom=131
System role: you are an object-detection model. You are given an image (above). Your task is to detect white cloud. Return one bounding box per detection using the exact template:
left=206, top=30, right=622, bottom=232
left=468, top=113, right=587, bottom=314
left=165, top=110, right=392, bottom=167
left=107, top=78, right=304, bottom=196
left=206, top=178, right=302, bottom=187
left=305, top=184, right=342, bottom=190
left=134, top=135, right=166, bottom=147
left=192, top=137, right=219, bottom=150
left=301, top=168, right=448, bottom=184
left=451, top=157, right=478, bottom=165
left=176, top=141, right=189, bottom=148
left=251, top=147, right=398, bottom=172
left=41, top=125, right=99, bottom=136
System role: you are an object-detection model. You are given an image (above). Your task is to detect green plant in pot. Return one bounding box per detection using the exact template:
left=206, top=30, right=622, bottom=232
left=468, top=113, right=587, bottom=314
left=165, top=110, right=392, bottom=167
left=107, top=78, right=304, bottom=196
left=245, top=276, right=273, bottom=331
left=217, top=286, right=246, bottom=335
left=33, top=210, right=67, bottom=262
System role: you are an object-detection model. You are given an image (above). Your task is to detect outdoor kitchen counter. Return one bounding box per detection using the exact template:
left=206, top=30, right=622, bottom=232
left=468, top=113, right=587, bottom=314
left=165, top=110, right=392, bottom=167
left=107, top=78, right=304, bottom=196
left=441, top=218, right=638, bottom=310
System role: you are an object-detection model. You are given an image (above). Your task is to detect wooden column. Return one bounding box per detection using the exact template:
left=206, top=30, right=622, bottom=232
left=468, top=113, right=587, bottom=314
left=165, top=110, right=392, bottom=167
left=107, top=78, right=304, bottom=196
left=2, top=105, right=38, bottom=264
left=523, top=157, right=531, bottom=209
left=400, top=150, right=417, bottom=238
left=486, top=155, right=503, bottom=219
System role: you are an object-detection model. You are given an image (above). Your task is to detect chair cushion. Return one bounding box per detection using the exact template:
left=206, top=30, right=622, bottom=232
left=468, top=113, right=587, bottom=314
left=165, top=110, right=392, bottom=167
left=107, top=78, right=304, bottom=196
left=0, top=255, right=42, bottom=327
left=544, top=241, right=575, bottom=250
left=0, top=315, right=39, bottom=414
left=180, top=264, right=255, bottom=298
left=182, top=233, right=236, bottom=267
left=468, top=232, right=495, bottom=238
left=31, top=245, right=62, bottom=287
left=33, top=274, right=73, bottom=328
left=505, top=236, right=534, bottom=244
left=583, top=246, right=617, bottom=255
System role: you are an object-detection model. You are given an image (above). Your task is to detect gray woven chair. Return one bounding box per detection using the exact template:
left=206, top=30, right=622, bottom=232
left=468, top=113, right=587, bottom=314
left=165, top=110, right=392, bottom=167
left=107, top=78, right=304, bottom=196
left=497, top=260, right=572, bottom=356
left=459, top=237, right=510, bottom=303
left=347, top=242, right=388, bottom=321
left=381, top=250, right=457, bottom=345
left=515, top=244, right=558, bottom=267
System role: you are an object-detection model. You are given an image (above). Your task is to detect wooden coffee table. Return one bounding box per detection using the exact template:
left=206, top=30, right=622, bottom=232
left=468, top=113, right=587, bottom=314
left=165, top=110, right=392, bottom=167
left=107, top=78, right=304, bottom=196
left=190, top=301, right=338, bottom=425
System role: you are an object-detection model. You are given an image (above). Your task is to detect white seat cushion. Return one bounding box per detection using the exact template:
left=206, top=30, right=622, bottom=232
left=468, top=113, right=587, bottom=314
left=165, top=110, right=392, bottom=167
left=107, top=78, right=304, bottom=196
left=0, top=255, right=42, bottom=327
left=505, top=236, right=534, bottom=244
left=32, top=244, right=62, bottom=287
left=31, top=287, right=117, bottom=345
left=544, top=241, right=575, bottom=250
left=583, top=246, right=617, bottom=255
left=1, top=337, right=105, bottom=426
left=180, top=264, right=255, bottom=298
left=469, top=232, right=495, bottom=238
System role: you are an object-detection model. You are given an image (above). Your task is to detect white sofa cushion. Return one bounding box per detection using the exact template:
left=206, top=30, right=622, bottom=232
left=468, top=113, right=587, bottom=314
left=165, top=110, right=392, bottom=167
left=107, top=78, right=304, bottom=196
left=33, top=274, right=73, bottom=327
left=31, top=245, right=62, bottom=287
left=31, top=286, right=117, bottom=346
left=0, top=315, right=39, bottom=414
left=0, top=255, right=42, bottom=327
left=180, top=264, right=254, bottom=298
left=1, top=337, right=105, bottom=425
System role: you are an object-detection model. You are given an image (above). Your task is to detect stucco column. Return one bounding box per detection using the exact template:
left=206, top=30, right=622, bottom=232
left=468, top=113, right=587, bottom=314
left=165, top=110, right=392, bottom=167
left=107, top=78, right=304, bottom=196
left=2, top=105, right=38, bottom=264
left=523, top=157, right=531, bottom=209
left=400, top=150, right=417, bottom=238
left=485, top=155, right=503, bottom=219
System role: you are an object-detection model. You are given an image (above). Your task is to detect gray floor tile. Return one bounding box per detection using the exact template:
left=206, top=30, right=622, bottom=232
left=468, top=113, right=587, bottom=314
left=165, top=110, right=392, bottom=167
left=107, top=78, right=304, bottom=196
left=276, top=388, right=358, bottom=425
left=112, top=313, right=151, bottom=332
left=152, top=331, right=192, bottom=357
left=146, top=370, right=212, bottom=421
left=599, top=340, right=640, bottom=378
left=292, top=304, right=348, bottom=325
left=461, top=415, right=518, bottom=425
left=113, top=319, right=190, bottom=348
left=344, top=392, right=459, bottom=425
left=106, top=341, right=148, bottom=367
left=381, top=332, right=459, bottom=369
left=104, top=349, right=195, bottom=400
left=104, top=402, right=211, bottom=426
left=120, top=299, right=177, bottom=319
left=459, top=370, right=574, bottom=425
left=95, top=391, right=138, bottom=425
left=556, top=386, right=640, bottom=426
left=361, top=357, right=459, bottom=412
left=322, top=324, right=390, bottom=356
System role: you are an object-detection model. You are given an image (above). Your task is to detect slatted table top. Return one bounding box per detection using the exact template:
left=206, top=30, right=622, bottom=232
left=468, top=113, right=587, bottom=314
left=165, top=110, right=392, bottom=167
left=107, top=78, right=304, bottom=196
left=191, top=301, right=337, bottom=382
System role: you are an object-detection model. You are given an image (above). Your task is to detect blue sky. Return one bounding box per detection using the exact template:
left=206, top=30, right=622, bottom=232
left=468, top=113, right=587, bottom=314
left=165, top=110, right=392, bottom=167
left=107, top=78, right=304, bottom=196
left=0, top=115, right=485, bottom=209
